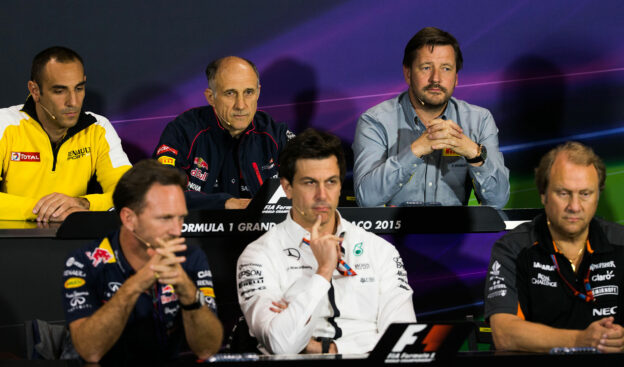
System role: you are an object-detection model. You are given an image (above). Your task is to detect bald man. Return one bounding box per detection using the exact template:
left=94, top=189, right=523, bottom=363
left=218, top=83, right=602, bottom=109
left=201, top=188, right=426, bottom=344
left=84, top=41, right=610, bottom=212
left=154, top=56, right=293, bottom=210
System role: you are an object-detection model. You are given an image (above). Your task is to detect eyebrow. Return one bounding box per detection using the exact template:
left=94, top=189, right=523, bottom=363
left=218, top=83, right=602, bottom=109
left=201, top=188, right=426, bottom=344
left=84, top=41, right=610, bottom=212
left=50, top=81, right=86, bottom=89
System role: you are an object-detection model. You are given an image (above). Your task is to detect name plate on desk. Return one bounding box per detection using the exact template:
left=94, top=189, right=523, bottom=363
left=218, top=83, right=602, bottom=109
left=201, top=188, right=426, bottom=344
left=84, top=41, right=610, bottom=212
left=57, top=206, right=506, bottom=239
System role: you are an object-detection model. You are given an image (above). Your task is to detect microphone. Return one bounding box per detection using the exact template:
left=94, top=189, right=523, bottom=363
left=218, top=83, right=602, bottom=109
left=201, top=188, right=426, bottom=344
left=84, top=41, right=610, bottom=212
left=39, top=103, right=57, bottom=120
left=292, top=204, right=306, bottom=217
left=416, top=97, right=425, bottom=106
left=126, top=226, right=152, bottom=248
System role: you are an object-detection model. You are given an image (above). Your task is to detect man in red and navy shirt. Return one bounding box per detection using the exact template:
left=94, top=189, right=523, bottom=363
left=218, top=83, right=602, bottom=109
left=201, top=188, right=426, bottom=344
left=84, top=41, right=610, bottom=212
left=61, top=160, right=223, bottom=364
left=153, top=56, right=293, bottom=210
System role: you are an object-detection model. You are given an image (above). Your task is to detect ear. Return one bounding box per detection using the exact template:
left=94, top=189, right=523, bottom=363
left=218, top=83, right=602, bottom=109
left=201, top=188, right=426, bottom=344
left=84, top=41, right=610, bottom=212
left=540, top=193, right=546, bottom=206
left=257, top=84, right=261, bottom=98
left=454, top=73, right=458, bottom=87
left=119, top=207, right=137, bottom=231
left=402, top=65, right=411, bottom=84
left=204, top=88, right=215, bottom=106
left=280, top=177, right=293, bottom=200
left=27, top=81, right=40, bottom=102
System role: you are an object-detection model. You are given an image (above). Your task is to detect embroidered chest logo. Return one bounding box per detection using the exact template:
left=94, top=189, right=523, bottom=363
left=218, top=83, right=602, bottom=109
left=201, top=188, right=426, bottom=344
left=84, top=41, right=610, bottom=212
left=353, top=242, right=364, bottom=256
left=194, top=157, right=209, bottom=170
left=67, top=147, right=91, bottom=160
left=11, top=152, right=40, bottom=162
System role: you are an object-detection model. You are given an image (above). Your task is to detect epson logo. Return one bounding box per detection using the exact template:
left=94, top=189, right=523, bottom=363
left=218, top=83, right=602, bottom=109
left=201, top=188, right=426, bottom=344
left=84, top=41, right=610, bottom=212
left=593, top=306, right=617, bottom=317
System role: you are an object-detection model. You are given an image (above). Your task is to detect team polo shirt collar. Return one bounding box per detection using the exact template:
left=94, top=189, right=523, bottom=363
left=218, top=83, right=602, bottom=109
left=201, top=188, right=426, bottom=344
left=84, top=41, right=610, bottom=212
left=20, top=95, right=96, bottom=141
left=532, top=213, right=614, bottom=256
left=211, top=106, right=256, bottom=137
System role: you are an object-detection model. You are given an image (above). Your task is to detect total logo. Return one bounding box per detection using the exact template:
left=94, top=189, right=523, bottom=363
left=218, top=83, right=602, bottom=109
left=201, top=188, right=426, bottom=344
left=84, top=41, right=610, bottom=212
left=10, top=151, right=40, bottom=162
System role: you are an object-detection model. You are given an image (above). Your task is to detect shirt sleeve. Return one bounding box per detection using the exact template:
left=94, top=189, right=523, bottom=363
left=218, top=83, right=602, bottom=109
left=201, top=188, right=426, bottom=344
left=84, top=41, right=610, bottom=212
left=82, top=115, right=132, bottom=211
left=352, top=111, right=423, bottom=207
left=484, top=235, right=522, bottom=320
left=184, top=245, right=218, bottom=313
left=237, top=243, right=331, bottom=355
left=334, top=237, right=417, bottom=354
left=61, top=250, right=99, bottom=324
left=467, top=110, right=510, bottom=209
left=0, top=127, right=38, bottom=220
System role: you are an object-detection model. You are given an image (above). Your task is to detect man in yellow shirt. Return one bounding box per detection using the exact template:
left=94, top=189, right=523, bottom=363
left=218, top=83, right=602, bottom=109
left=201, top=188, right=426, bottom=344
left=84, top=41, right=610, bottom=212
left=0, top=46, right=131, bottom=221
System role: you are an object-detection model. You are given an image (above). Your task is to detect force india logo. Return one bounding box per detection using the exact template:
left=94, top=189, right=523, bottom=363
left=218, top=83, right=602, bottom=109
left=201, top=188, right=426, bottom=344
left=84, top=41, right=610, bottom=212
left=11, top=152, right=40, bottom=162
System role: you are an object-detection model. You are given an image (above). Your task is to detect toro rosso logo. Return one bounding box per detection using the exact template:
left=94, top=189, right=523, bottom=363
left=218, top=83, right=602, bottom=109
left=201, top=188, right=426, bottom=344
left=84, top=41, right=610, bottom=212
left=86, top=248, right=113, bottom=267
left=194, top=157, right=209, bottom=170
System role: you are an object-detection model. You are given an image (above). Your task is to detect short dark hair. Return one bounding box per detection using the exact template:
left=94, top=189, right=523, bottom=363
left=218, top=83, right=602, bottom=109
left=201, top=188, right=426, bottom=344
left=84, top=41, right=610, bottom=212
left=205, top=56, right=259, bottom=90
left=113, top=159, right=186, bottom=215
left=403, top=27, right=463, bottom=71
left=279, top=128, right=346, bottom=184
left=31, top=46, right=84, bottom=86
left=535, top=141, right=606, bottom=194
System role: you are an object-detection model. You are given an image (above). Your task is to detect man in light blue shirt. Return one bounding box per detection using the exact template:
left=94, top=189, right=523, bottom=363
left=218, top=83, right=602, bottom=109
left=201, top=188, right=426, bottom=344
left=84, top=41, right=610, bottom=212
left=352, top=27, right=509, bottom=209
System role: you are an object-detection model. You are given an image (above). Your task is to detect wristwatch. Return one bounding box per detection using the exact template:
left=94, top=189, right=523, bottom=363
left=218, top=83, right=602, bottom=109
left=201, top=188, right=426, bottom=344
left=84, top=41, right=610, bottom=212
left=180, top=289, right=205, bottom=310
left=466, top=144, right=487, bottom=163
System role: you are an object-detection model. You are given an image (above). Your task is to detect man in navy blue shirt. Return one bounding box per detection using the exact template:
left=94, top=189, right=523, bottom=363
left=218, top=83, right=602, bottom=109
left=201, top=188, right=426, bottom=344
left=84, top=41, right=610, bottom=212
left=61, top=160, right=223, bottom=364
left=154, top=56, right=293, bottom=210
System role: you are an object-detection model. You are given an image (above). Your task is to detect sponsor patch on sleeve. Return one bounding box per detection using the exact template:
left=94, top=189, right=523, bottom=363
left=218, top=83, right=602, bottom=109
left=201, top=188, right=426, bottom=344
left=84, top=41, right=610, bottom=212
left=158, top=156, right=176, bottom=166
left=64, top=277, right=86, bottom=289
left=200, top=287, right=215, bottom=298
left=156, top=144, right=179, bottom=156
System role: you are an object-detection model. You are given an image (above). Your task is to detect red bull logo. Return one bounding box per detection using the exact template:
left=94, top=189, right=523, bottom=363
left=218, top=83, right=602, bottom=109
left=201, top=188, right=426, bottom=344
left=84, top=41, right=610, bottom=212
left=161, top=284, right=178, bottom=304
left=86, top=248, right=113, bottom=267
left=194, top=157, right=209, bottom=170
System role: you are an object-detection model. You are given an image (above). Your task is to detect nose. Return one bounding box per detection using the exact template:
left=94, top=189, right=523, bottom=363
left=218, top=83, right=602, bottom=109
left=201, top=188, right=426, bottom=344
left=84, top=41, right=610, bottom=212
left=234, top=94, right=246, bottom=110
left=66, top=90, right=79, bottom=107
left=168, top=217, right=184, bottom=238
left=430, top=67, right=441, bottom=83
left=566, top=194, right=582, bottom=212
left=315, top=183, right=327, bottom=201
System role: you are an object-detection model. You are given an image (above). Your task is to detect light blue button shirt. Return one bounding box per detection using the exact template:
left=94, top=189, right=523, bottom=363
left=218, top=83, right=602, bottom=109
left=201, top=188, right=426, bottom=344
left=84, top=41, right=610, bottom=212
left=352, top=92, right=509, bottom=209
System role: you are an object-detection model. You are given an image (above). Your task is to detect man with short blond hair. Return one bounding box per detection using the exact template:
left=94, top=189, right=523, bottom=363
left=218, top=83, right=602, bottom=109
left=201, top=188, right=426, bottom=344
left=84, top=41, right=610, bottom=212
left=485, top=141, right=624, bottom=353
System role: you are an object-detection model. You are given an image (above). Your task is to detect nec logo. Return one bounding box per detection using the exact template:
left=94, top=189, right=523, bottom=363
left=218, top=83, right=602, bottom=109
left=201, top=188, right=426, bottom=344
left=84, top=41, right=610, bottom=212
left=391, top=324, right=428, bottom=352
left=593, top=306, right=617, bottom=317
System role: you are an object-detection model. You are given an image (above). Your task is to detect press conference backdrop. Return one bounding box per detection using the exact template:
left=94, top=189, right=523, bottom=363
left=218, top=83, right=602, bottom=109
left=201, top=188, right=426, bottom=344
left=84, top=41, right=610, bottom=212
left=1, top=0, right=623, bottom=222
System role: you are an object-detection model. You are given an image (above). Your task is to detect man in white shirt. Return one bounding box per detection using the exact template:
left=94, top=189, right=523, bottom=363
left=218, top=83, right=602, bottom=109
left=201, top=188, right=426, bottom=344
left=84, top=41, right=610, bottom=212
left=236, top=128, right=416, bottom=355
